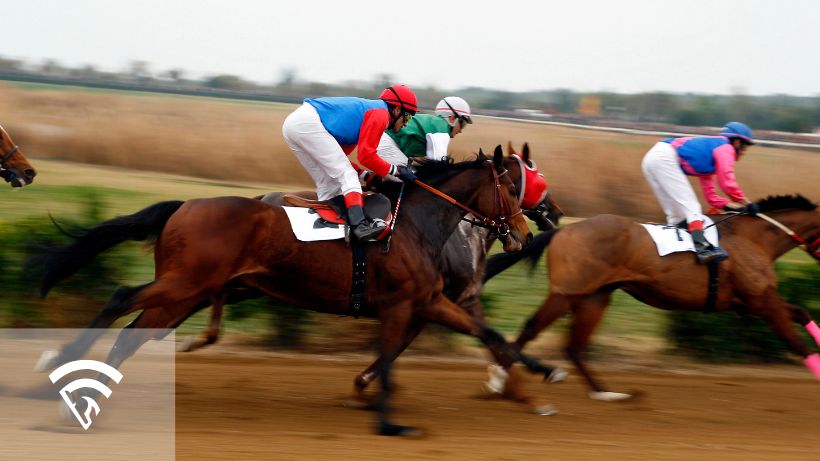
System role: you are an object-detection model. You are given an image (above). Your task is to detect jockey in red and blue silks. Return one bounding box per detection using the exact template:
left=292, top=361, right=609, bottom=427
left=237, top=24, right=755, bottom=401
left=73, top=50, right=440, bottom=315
left=282, top=84, right=419, bottom=242
left=642, top=121, right=755, bottom=264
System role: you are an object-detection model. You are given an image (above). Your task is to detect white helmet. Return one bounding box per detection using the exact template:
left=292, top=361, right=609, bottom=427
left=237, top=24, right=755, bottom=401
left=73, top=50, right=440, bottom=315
left=434, top=96, right=473, bottom=126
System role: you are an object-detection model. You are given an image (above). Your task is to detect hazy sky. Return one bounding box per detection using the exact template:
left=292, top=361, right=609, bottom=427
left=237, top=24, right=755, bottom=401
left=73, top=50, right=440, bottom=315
left=3, top=0, right=818, bottom=95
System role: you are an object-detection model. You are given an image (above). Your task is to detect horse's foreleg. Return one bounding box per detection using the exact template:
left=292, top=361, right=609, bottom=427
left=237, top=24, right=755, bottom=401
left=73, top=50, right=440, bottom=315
left=564, top=292, right=632, bottom=401
left=785, top=303, right=820, bottom=346
left=481, top=293, right=571, bottom=401
left=420, top=295, right=556, bottom=380
left=349, top=317, right=426, bottom=408
left=750, top=295, right=820, bottom=381
left=785, top=303, right=820, bottom=381
left=179, top=295, right=226, bottom=353
left=375, top=304, right=422, bottom=437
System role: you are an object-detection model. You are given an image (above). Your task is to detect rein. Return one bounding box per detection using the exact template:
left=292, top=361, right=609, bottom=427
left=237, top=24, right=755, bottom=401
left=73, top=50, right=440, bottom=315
left=413, top=161, right=521, bottom=238
left=755, top=212, right=820, bottom=258
left=1, top=145, right=19, bottom=165
left=0, top=145, right=20, bottom=183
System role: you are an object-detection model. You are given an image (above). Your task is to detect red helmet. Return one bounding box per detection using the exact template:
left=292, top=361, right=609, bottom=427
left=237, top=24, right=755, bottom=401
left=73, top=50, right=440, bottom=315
left=379, top=84, right=419, bottom=114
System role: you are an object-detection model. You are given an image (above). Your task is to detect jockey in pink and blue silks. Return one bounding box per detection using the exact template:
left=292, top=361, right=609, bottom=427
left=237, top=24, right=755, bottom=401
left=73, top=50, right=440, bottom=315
left=282, top=85, right=419, bottom=242
left=642, top=122, right=756, bottom=264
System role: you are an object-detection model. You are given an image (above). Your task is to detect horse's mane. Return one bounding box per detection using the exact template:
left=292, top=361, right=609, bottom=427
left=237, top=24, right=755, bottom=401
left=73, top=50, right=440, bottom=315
left=755, top=194, right=817, bottom=213
left=412, top=155, right=489, bottom=182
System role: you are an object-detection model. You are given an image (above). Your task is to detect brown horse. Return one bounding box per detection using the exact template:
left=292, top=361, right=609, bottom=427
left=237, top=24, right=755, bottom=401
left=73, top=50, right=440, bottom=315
left=484, top=195, right=820, bottom=400
left=177, top=143, right=567, bottom=414
left=0, top=124, right=37, bottom=187
left=36, top=147, right=554, bottom=436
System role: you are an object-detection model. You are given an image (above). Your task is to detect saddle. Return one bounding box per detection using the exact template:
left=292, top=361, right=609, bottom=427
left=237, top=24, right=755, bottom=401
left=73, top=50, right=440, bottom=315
left=283, top=193, right=392, bottom=228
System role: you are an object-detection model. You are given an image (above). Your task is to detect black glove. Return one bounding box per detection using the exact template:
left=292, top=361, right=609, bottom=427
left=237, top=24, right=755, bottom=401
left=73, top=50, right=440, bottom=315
left=743, top=203, right=760, bottom=215
left=723, top=203, right=745, bottom=212
left=391, top=165, right=417, bottom=183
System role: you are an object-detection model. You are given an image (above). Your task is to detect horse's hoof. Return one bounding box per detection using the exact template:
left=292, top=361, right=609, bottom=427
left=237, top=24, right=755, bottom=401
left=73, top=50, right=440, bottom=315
left=481, top=381, right=504, bottom=396
left=378, top=422, right=424, bottom=437
left=589, top=391, right=632, bottom=402
left=178, top=336, right=198, bottom=352
left=532, top=404, right=558, bottom=416
left=34, top=350, right=58, bottom=372
left=547, top=367, right=568, bottom=383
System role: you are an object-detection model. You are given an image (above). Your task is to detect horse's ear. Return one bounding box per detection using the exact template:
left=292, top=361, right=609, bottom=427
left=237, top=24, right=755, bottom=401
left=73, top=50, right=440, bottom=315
left=507, top=141, right=517, bottom=157
left=477, top=148, right=486, bottom=160
left=493, top=145, right=504, bottom=171
left=522, top=143, right=531, bottom=165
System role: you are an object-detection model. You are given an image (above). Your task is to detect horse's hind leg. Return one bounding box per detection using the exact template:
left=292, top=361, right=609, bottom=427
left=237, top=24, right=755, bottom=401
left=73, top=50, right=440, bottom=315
left=564, top=291, right=633, bottom=401
left=514, top=293, right=573, bottom=350
left=179, top=294, right=226, bottom=353
left=35, top=283, right=153, bottom=372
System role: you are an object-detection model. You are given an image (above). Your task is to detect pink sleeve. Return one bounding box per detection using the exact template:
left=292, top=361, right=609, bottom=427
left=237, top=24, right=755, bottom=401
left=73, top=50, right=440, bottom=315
left=698, top=175, right=728, bottom=208
left=713, top=144, right=747, bottom=203
left=356, top=109, right=392, bottom=177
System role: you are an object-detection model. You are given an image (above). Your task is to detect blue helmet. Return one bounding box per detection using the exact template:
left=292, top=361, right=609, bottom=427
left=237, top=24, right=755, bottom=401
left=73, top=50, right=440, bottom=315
left=720, top=122, right=755, bottom=145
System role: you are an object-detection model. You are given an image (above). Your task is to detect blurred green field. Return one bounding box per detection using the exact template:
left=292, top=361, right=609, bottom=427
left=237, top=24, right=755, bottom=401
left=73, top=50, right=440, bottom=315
left=2, top=159, right=816, bottom=354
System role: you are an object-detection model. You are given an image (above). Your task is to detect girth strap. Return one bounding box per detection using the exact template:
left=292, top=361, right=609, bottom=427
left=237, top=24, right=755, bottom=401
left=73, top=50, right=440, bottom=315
left=349, top=238, right=367, bottom=318
left=704, top=260, right=720, bottom=312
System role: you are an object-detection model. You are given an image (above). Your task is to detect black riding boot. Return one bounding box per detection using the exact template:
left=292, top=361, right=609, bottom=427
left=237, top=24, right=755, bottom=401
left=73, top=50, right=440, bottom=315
left=348, top=205, right=387, bottom=242
left=690, top=229, right=728, bottom=264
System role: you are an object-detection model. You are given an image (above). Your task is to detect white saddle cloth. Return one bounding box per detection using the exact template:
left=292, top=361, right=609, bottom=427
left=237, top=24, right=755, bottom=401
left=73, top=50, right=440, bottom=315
left=640, top=217, right=720, bottom=256
left=283, top=206, right=346, bottom=242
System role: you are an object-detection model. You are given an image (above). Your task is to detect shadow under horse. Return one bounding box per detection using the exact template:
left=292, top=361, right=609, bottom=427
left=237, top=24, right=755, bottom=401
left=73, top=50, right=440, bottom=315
left=34, top=148, right=554, bottom=436
left=484, top=195, right=820, bottom=400
left=0, top=124, right=37, bottom=187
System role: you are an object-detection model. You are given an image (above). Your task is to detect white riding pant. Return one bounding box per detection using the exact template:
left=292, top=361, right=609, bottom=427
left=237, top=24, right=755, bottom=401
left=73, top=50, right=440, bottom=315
left=641, top=142, right=706, bottom=226
left=282, top=103, right=361, bottom=201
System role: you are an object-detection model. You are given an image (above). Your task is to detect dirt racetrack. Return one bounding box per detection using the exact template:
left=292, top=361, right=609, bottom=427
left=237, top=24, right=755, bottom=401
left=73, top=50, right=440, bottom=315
left=175, top=351, right=819, bottom=461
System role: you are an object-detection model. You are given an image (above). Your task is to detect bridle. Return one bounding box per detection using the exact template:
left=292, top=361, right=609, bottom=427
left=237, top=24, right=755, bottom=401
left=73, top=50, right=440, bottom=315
left=413, top=160, right=522, bottom=238
left=0, top=144, right=21, bottom=183
left=755, top=212, right=820, bottom=260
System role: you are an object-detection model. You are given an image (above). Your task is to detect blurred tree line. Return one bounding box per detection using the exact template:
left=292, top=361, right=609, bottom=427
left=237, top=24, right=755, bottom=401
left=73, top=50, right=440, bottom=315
left=1, top=55, right=818, bottom=133
left=1, top=193, right=817, bottom=361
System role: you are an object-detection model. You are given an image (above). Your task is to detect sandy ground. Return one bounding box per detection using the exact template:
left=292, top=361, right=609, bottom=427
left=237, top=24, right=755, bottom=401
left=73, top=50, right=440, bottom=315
left=175, top=351, right=820, bottom=461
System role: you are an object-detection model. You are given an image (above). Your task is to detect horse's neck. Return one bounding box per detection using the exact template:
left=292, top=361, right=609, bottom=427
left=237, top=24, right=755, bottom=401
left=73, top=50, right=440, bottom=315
left=400, top=180, right=477, bottom=258
left=745, top=211, right=818, bottom=259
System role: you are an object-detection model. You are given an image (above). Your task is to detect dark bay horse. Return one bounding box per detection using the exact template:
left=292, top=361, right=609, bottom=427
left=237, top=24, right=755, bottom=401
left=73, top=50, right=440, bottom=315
left=484, top=195, right=820, bottom=400
left=348, top=143, right=566, bottom=413
left=35, top=148, right=553, bottom=436
left=0, top=124, right=37, bottom=187
left=178, top=143, right=567, bottom=414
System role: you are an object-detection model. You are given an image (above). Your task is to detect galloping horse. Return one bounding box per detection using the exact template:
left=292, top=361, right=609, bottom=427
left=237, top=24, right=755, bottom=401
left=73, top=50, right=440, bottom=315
left=177, top=143, right=566, bottom=414
left=348, top=143, right=566, bottom=413
left=36, top=148, right=554, bottom=436
left=484, top=195, right=820, bottom=400
left=0, top=124, right=37, bottom=187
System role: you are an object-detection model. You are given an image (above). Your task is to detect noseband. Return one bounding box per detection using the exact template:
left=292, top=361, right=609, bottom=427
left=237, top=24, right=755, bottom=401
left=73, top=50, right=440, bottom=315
left=0, top=145, right=21, bottom=183
left=413, top=161, right=522, bottom=238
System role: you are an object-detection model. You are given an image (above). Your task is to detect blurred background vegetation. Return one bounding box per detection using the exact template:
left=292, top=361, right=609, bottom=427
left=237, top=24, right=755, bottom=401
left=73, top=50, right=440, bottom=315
left=0, top=79, right=817, bottom=364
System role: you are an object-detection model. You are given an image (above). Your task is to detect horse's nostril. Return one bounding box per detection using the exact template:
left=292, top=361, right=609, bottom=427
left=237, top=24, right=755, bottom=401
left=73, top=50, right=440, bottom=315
left=24, top=169, right=36, bottom=179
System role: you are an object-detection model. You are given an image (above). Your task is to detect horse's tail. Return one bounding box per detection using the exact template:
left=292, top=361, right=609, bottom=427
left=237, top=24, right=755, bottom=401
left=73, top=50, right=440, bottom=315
left=483, top=229, right=559, bottom=282
left=37, top=200, right=185, bottom=297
